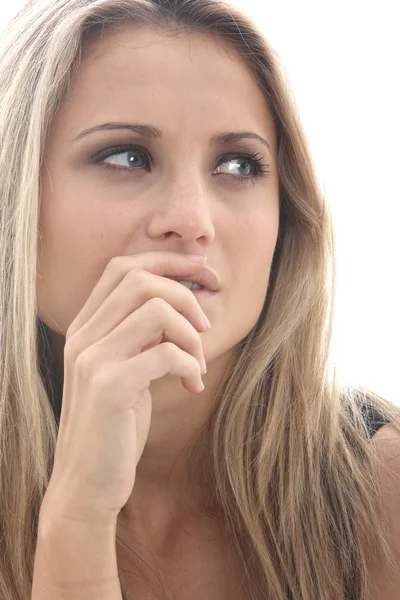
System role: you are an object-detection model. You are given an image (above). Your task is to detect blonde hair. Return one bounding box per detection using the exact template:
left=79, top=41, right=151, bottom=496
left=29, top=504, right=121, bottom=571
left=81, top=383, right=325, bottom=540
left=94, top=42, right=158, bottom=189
left=0, top=0, right=399, bottom=598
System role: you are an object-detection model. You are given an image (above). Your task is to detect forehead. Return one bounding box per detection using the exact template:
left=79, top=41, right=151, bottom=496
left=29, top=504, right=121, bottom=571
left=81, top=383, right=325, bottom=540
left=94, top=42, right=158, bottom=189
left=57, top=25, right=276, bottom=150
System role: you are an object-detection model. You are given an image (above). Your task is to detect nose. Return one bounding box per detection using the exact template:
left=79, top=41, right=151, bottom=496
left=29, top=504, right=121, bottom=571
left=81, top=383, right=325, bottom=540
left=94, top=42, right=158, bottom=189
left=145, top=181, right=216, bottom=244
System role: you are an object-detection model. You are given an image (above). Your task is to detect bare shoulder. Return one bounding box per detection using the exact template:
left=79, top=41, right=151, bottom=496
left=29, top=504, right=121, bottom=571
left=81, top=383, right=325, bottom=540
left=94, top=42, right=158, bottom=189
left=366, top=422, right=400, bottom=599
left=372, top=422, right=400, bottom=515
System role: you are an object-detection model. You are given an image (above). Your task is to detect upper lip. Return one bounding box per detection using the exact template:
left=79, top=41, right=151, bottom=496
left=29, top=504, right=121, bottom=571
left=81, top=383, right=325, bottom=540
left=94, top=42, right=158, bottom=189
left=168, top=267, right=220, bottom=292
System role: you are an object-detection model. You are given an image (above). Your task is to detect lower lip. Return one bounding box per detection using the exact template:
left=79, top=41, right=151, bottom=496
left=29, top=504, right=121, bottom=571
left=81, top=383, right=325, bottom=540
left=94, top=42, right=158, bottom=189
left=189, top=288, right=217, bottom=300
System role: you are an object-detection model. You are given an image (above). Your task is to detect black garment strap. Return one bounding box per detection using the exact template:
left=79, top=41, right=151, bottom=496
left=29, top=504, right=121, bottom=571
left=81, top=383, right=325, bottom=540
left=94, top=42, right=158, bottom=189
left=358, top=401, right=391, bottom=438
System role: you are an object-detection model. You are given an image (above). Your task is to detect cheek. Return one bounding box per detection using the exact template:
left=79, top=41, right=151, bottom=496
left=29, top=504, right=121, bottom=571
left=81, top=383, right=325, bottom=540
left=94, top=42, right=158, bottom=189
left=37, top=174, right=131, bottom=333
left=215, top=209, right=277, bottom=354
left=40, top=166, right=136, bottom=267
left=229, top=207, right=279, bottom=294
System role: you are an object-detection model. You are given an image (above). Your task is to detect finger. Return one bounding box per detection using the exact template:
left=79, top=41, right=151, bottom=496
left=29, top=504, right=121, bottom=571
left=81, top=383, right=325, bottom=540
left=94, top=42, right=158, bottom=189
left=94, top=297, right=207, bottom=377
left=66, top=252, right=207, bottom=341
left=67, top=271, right=210, bottom=354
left=125, top=342, right=205, bottom=397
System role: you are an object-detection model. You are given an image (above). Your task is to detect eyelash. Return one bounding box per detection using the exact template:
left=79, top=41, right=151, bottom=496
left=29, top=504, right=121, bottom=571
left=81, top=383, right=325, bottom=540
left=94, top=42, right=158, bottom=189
left=91, top=144, right=271, bottom=186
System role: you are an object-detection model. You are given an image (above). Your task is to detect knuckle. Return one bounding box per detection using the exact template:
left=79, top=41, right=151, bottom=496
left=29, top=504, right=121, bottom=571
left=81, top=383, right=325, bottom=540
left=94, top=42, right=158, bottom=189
left=147, top=296, right=170, bottom=313
left=72, top=347, right=117, bottom=389
left=73, top=346, right=99, bottom=374
left=123, top=268, right=148, bottom=304
left=105, top=255, right=123, bottom=274
left=126, top=266, right=146, bottom=283
left=66, top=317, right=81, bottom=342
left=90, top=363, right=118, bottom=391
left=160, top=341, right=178, bottom=361
left=106, top=256, right=139, bottom=281
left=161, top=342, right=199, bottom=372
left=106, top=255, right=123, bottom=270
left=63, top=336, right=81, bottom=362
left=125, top=268, right=154, bottom=303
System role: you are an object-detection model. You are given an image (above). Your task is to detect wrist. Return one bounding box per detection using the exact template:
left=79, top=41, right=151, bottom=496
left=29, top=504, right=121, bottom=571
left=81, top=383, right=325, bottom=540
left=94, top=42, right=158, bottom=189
left=36, top=510, right=120, bottom=587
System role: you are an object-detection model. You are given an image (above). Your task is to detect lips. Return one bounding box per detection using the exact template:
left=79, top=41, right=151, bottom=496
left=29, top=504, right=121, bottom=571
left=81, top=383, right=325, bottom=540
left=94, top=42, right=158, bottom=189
left=168, top=268, right=220, bottom=292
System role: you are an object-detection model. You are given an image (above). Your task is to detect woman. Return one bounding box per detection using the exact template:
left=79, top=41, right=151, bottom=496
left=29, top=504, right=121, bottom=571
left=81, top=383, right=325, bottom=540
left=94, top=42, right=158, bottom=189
left=0, top=0, right=399, bottom=598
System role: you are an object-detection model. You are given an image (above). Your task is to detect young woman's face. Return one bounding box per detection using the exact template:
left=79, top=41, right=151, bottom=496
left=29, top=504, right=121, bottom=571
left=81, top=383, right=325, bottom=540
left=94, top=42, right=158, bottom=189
left=37, top=25, right=280, bottom=380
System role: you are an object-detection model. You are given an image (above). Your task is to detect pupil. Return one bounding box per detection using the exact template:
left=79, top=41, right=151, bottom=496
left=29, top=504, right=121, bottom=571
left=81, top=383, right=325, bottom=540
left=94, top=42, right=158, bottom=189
left=240, top=161, right=251, bottom=175
left=128, top=152, right=143, bottom=166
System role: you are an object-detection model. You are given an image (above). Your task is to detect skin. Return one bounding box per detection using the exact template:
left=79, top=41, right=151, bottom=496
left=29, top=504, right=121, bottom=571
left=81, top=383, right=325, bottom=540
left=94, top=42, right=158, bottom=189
left=366, top=424, right=400, bottom=600
left=36, top=24, right=280, bottom=566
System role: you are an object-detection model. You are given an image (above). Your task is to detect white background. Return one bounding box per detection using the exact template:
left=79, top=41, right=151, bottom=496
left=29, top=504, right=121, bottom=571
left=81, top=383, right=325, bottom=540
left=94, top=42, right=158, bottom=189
left=1, top=0, right=398, bottom=404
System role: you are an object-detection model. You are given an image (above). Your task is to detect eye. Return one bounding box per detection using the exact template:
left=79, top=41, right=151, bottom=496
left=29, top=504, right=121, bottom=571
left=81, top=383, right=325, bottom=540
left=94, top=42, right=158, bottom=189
left=214, top=151, right=271, bottom=184
left=91, top=144, right=271, bottom=185
left=93, top=145, right=151, bottom=171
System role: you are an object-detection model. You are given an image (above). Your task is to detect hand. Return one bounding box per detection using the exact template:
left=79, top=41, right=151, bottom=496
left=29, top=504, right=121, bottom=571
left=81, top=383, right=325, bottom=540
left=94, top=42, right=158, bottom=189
left=40, top=252, right=211, bottom=525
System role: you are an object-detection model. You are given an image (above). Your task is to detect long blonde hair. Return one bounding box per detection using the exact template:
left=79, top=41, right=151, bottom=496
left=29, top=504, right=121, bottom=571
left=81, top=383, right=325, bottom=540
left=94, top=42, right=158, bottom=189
left=0, top=1, right=399, bottom=598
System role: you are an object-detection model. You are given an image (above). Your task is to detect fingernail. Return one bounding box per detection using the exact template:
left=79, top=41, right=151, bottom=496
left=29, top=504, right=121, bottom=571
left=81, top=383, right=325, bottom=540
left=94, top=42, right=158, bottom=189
left=203, top=313, right=211, bottom=329
left=186, top=254, right=207, bottom=263
left=201, top=356, right=207, bottom=374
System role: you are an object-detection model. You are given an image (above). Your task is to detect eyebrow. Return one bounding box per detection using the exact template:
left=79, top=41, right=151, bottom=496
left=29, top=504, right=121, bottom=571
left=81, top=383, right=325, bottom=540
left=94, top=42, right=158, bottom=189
left=72, top=122, right=271, bottom=151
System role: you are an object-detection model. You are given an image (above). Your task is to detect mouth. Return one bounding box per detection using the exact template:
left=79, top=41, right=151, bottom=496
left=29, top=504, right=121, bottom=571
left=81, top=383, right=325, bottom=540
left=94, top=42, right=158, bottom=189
left=168, top=268, right=220, bottom=292
left=172, top=283, right=217, bottom=301
left=170, top=280, right=205, bottom=292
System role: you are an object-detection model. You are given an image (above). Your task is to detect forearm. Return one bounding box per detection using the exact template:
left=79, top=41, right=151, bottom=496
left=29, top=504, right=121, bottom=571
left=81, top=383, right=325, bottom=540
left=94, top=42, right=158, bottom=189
left=32, top=510, right=123, bottom=600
